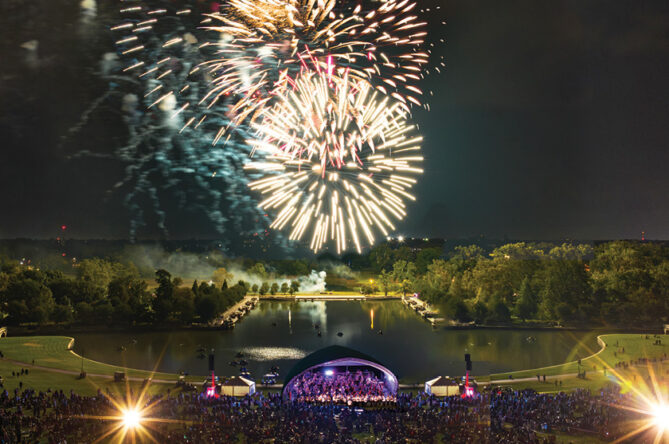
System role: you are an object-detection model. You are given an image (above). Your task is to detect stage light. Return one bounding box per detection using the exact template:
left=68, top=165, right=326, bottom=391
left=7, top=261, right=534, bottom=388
left=324, top=369, right=334, bottom=376
left=652, top=403, right=669, bottom=430
left=122, top=408, right=142, bottom=429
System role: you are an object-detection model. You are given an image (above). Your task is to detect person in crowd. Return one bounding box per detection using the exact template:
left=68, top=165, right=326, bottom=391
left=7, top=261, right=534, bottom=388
left=0, top=383, right=648, bottom=443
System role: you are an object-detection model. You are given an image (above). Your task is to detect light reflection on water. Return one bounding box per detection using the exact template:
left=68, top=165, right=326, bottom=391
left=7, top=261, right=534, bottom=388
left=73, top=301, right=600, bottom=383
left=242, top=347, right=307, bottom=361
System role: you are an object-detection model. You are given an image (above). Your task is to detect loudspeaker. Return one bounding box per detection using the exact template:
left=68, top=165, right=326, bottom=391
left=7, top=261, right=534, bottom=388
left=464, top=354, right=471, bottom=362
left=466, top=361, right=472, bottom=371
left=208, top=353, right=215, bottom=372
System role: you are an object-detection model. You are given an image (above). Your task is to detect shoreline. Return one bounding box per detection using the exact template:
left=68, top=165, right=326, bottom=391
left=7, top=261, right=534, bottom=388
left=1, top=333, right=665, bottom=392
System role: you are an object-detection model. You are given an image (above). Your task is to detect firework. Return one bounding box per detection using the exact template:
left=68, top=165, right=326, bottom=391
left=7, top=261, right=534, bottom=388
left=198, top=0, right=428, bottom=128
left=106, top=0, right=435, bottom=251
left=245, top=70, right=423, bottom=253
left=82, top=1, right=279, bottom=246
left=113, top=0, right=429, bottom=135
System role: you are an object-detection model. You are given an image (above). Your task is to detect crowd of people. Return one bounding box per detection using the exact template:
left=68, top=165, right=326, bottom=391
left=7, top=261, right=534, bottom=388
left=490, top=386, right=642, bottom=443
left=0, top=383, right=653, bottom=443
left=286, top=369, right=395, bottom=403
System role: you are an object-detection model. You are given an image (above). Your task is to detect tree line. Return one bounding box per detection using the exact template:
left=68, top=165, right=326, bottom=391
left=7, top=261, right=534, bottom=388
left=364, top=241, right=669, bottom=327
left=1, top=240, right=668, bottom=328
left=0, top=258, right=249, bottom=327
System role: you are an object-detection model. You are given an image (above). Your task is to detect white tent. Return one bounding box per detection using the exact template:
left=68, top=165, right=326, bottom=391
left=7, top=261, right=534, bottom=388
left=425, top=376, right=459, bottom=397
left=221, top=376, right=256, bottom=397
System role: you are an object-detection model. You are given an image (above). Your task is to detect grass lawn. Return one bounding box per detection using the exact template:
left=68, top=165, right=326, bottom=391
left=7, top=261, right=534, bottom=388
left=0, top=336, right=200, bottom=382
left=489, top=333, right=668, bottom=381
left=0, top=358, right=183, bottom=396
left=495, top=372, right=613, bottom=393
left=1, top=333, right=666, bottom=397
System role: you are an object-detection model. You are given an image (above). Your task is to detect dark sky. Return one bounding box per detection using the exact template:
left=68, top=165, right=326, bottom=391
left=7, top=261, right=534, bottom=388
left=1, top=0, right=669, bottom=241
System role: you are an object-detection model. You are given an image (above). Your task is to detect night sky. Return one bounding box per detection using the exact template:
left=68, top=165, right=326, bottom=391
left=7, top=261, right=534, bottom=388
left=1, top=0, right=669, bottom=241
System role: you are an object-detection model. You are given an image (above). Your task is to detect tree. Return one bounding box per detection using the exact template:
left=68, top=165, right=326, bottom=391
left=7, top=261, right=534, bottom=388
left=378, top=270, right=393, bottom=296
left=472, top=301, right=489, bottom=324
left=74, top=302, right=94, bottom=324
left=238, top=280, right=251, bottom=293
left=449, top=245, right=484, bottom=273
left=398, top=279, right=413, bottom=298
left=249, top=263, right=267, bottom=279
left=392, top=260, right=416, bottom=297
left=444, top=298, right=471, bottom=323
left=251, top=284, right=259, bottom=294
left=77, top=258, right=114, bottom=291
left=280, top=282, right=289, bottom=294
left=515, top=278, right=537, bottom=321
left=489, top=298, right=511, bottom=323
left=540, top=260, right=591, bottom=322
left=392, top=246, right=413, bottom=263
left=259, top=282, right=270, bottom=296
left=52, top=304, right=74, bottom=323
left=369, top=244, right=394, bottom=272
left=48, top=277, right=82, bottom=305
left=360, top=284, right=374, bottom=295
left=172, top=287, right=195, bottom=324
left=270, top=283, right=279, bottom=295
left=3, top=279, right=55, bottom=324
left=289, top=280, right=300, bottom=296
left=212, top=268, right=233, bottom=286
left=195, top=295, right=219, bottom=324
left=392, top=260, right=416, bottom=281
left=153, top=269, right=175, bottom=322
left=92, top=300, right=113, bottom=324
left=415, top=248, right=442, bottom=274
left=548, top=243, right=593, bottom=261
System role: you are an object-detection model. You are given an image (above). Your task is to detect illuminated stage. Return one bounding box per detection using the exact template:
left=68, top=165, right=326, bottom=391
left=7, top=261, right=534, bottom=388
left=282, top=346, right=399, bottom=401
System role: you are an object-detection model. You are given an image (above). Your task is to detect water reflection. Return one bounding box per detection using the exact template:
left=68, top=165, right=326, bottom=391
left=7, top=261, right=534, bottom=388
left=73, top=301, right=599, bottom=383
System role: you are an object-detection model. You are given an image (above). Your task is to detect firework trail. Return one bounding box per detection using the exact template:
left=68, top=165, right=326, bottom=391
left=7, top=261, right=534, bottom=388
left=245, top=69, right=423, bottom=253
left=113, top=0, right=428, bottom=135
left=69, top=1, right=280, bottom=247
left=105, top=0, right=439, bottom=252
left=200, top=0, right=429, bottom=128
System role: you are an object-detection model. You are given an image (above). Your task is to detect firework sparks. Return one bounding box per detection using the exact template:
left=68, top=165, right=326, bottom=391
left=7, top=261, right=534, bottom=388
left=106, top=0, right=438, bottom=250
left=201, top=0, right=429, bottom=126
left=245, top=69, right=423, bottom=253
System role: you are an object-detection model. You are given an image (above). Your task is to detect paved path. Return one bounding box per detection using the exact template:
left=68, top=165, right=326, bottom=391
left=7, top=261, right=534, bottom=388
left=263, top=295, right=400, bottom=301
left=484, top=372, right=580, bottom=385
left=1, top=358, right=187, bottom=385
left=211, top=296, right=258, bottom=327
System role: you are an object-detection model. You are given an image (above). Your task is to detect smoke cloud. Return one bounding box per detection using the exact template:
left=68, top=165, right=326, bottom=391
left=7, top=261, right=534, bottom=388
left=122, top=245, right=328, bottom=292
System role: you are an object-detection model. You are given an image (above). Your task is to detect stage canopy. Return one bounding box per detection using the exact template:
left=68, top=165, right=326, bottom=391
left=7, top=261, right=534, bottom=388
left=282, top=345, right=398, bottom=398
left=221, top=376, right=256, bottom=397
left=424, top=376, right=460, bottom=397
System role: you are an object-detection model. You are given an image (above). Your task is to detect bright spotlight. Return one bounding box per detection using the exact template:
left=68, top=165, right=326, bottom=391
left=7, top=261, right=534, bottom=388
left=652, top=403, right=669, bottom=430
left=324, top=369, right=334, bottom=376
left=122, top=408, right=142, bottom=429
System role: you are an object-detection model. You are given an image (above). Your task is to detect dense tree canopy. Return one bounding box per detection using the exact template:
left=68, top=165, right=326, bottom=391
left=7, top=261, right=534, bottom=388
left=0, top=240, right=667, bottom=328
left=0, top=258, right=246, bottom=327
left=379, top=241, right=669, bottom=327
